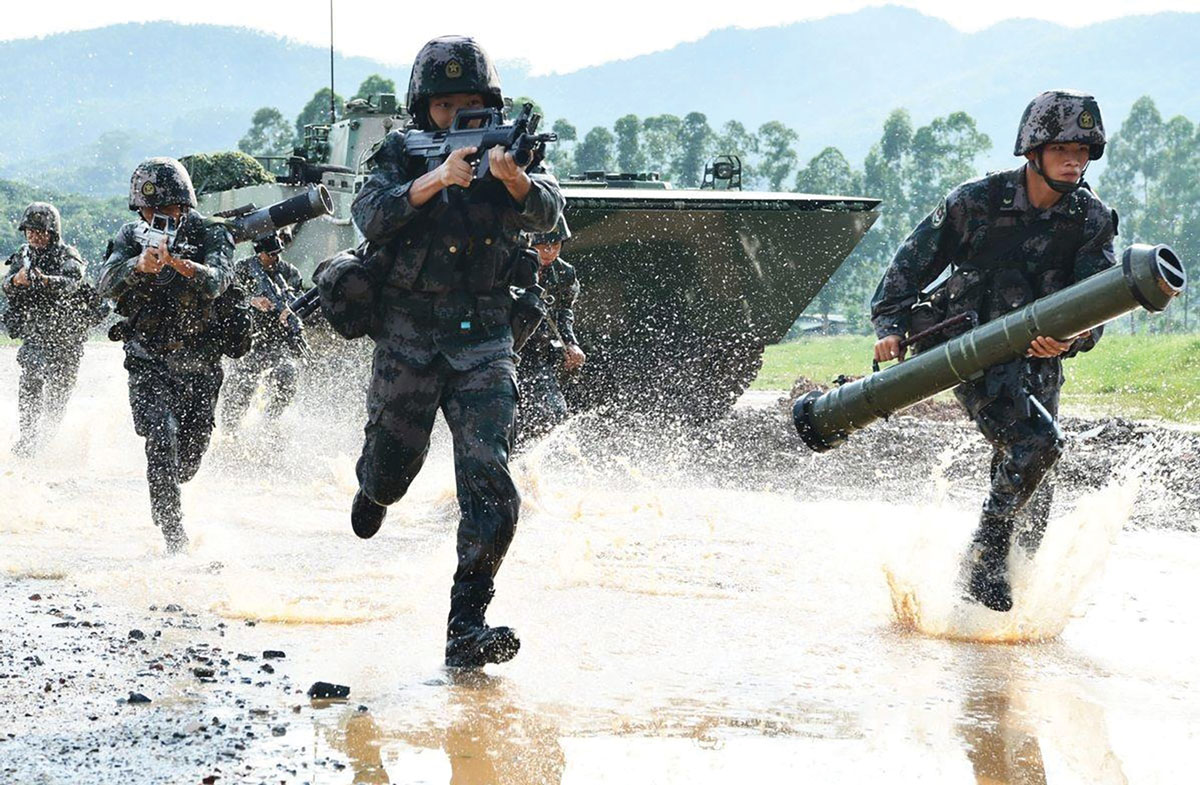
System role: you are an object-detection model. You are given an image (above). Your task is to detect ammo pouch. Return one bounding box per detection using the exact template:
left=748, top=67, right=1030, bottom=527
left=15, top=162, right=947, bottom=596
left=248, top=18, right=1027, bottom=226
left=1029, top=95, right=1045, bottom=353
left=2, top=300, right=25, bottom=339
left=73, top=283, right=111, bottom=330
left=510, top=285, right=548, bottom=354
left=212, top=284, right=253, bottom=358
left=317, top=246, right=378, bottom=340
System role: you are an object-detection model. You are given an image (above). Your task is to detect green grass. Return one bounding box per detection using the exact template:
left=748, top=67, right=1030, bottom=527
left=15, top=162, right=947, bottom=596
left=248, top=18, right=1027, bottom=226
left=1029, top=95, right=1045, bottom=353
left=755, top=334, right=1200, bottom=423
left=4, top=331, right=1197, bottom=422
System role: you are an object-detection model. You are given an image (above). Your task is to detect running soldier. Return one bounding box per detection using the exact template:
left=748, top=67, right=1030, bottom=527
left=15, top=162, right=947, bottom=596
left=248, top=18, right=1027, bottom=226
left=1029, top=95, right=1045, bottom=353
left=2, top=203, right=90, bottom=456
left=97, top=158, right=240, bottom=553
left=321, top=36, right=563, bottom=666
left=517, top=215, right=585, bottom=442
left=221, top=229, right=308, bottom=429
left=870, top=90, right=1117, bottom=611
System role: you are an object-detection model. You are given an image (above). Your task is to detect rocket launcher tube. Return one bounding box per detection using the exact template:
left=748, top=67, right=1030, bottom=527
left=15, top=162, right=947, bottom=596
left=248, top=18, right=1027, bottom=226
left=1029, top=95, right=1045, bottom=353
left=228, top=186, right=334, bottom=243
left=793, top=243, right=1186, bottom=452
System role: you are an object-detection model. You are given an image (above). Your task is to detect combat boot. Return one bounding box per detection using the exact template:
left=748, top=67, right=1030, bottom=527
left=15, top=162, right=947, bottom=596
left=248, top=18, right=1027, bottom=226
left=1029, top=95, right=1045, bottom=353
left=162, top=523, right=189, bottom=555
left=444, top=580, right=520, bottom=669
left=12, top=435, right=35, bottom=458
left=152, top=499, right=189, bottom=554
left=157, top=516, right=189, bottom=554
left=964, top=515, right=1015, bottom=612
left=351, top=489, right=387, bottom=539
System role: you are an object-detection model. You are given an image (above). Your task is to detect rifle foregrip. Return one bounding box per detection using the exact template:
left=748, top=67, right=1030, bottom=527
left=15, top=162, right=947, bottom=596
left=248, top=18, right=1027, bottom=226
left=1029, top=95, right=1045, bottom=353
left=512, top=147, right=534, bottom=167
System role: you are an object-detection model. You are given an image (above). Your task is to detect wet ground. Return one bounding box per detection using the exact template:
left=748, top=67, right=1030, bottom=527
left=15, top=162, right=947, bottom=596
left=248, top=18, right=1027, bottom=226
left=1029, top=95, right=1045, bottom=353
left=2, top=344, right=1199, bottom=783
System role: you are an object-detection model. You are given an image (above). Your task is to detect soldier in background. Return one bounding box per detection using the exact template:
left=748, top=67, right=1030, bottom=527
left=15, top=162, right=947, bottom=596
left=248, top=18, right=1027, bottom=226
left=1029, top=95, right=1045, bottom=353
left=2, top=203, right=89, bottom=456
left=97, top=158, right=239, bottom=553
left=326, top=36, right=564, bottom=668
left=870, top=90, right=1117, bottom=612
left=221, top=228, right=308, bottom=430
left=517, top=215, right=585, bottom=443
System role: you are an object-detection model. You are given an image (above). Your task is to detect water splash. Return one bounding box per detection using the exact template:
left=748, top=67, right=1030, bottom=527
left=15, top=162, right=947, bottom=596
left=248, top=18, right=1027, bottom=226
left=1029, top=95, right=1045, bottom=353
left=885, top=472, right=1138, bottom=642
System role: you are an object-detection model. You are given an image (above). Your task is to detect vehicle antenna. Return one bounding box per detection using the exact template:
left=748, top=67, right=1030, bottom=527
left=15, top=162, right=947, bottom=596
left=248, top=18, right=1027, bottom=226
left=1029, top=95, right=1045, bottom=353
left=329, top=0, right=336, bottom=123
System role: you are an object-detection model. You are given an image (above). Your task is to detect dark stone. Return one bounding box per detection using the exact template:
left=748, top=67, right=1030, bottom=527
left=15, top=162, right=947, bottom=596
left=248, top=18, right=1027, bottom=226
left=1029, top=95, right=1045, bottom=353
left=163, top=604, right=182, bottom=613
left=272, top=726, right=287, bottom=737
left=127, top=692, right=151, bottom=704
left=307, top=682, right=350, bottom=699
left=262, top=650, right=285, bottom=660
left=28, top=594, right=41, bottom=601
left=128, top=629, right=146, bottom=641
left=236, top=653, right=255, bottom=662
left=192, top=667, right=215, bottom=679
left=260, top=664, right=275, bottom=674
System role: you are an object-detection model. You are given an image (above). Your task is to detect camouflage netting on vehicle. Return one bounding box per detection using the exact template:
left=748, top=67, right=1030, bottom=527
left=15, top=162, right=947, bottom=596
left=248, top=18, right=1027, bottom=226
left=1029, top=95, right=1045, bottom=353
left=180, top=152, right=275, bottom=196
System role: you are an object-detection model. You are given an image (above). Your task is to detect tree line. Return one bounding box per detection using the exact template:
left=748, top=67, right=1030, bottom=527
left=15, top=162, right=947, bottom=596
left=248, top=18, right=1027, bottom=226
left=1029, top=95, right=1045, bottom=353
left=233, top=84, right=1198, bottom=336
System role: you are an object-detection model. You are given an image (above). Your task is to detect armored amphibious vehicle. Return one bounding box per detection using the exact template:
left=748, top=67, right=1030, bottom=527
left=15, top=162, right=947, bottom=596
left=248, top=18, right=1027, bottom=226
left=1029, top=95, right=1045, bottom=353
left=197, top=94, right=880, bottom=417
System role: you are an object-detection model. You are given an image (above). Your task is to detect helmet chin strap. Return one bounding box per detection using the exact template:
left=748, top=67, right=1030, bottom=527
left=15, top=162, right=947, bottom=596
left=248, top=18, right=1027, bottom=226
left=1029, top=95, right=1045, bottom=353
left=1030, top=150, right=1088, bottom=194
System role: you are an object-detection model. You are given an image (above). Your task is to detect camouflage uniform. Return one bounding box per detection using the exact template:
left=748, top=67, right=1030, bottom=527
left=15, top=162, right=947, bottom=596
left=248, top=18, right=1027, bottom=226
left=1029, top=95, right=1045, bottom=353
left=97, top=158, right=235, bottom=552
left=221, top=255, right=307, bottom=427
left=344, top=36, right=564, bottom=667
left=2, top=203, right=89, bottom=455
left=517, top=256, right=580, bottom=441
left=871, top=91, right=1116, bottom=610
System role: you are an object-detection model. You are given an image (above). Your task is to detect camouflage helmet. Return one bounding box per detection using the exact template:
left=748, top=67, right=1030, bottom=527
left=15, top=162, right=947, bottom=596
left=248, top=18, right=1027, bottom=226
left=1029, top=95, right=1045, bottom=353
left=406, top=36, right=503, bottom=128
left=1014, top=90, right=1106, bottom=160
left=530, top=215, right=572, bottom=246
left=128, top=157, right=198, bottom=211
left=18, top=202, right=62, bottom=239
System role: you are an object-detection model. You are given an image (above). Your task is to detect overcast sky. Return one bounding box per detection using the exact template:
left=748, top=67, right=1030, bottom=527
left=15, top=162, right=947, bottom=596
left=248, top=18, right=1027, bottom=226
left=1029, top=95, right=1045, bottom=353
left=5, top=0, right=1200, bottom=74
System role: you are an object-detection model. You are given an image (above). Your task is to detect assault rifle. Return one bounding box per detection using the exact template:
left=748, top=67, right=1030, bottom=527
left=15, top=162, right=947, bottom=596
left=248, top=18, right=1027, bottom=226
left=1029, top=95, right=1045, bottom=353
left=401, top=103, right=557, bottom=193
left=289, top=287, right=322, bottom=322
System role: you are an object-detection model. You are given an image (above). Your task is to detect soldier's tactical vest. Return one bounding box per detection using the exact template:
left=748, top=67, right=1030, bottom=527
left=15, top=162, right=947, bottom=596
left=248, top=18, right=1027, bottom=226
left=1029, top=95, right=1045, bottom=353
left=909, top=177, right=1087, bottom=353
left=111, top=216, right=250, bottom=358
left=379, top=158, right=520, bottom=296
left=3, top=244, right=102, bottom=341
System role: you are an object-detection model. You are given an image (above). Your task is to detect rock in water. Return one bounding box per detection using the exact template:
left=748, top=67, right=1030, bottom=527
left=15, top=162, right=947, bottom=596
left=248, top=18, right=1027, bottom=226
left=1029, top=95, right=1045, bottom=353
left=127, top=692, right=151, bottom=704
left=307, top=682, right=350, bottom=699
left=262, top=650, right=285, bottom=660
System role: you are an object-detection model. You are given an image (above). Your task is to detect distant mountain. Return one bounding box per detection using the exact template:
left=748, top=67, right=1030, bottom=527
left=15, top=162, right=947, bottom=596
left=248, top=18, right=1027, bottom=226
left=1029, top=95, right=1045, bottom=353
left=517, top=6, right=1200, bottom=172
left=0, top=23, right=404, bottom=195
left=2, top=8, right=1198, bottom=196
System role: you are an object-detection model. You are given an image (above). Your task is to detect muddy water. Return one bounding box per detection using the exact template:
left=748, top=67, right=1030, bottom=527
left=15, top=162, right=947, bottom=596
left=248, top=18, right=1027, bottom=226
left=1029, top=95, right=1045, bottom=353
left=2, top=344, right=1198, bottom=783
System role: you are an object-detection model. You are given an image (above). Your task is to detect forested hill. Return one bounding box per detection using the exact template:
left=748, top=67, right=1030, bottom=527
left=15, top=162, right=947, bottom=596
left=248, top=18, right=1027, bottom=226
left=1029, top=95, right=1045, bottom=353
left=2, top=6, right=1198, bottom=195
left=525, top=7, right=1200, bottom=170
left=0, top=23, right=390, bottom=193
